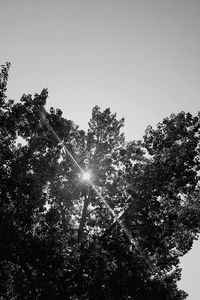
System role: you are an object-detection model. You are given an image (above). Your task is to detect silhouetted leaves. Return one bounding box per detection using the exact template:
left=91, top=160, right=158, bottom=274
left=0, top=63, right=199, bottom=299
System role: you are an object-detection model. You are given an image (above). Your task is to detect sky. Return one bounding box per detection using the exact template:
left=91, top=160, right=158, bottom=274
left=1, top=0, right=200, bottom=298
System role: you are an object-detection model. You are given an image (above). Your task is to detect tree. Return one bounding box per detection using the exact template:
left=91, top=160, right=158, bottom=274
left=0, top=63, right=200, bottom=299
left=0, top=64, right=75, bottom=299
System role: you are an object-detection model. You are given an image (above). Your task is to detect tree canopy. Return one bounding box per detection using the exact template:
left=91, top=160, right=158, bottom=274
left=0, top=63, right=200, bottom=299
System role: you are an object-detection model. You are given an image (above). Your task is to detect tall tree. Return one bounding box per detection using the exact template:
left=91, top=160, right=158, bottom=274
left=1, top=63, right=200, bottom=299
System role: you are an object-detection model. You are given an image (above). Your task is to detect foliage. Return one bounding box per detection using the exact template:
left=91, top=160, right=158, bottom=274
left=0, top=63, right=200, bottom=299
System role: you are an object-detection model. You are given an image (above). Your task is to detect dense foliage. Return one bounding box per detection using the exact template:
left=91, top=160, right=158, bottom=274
left=0, top=63, right=200, bottom=299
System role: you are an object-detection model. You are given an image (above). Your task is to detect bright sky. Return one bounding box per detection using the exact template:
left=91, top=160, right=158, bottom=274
left=1, top=0, right=200, bottom=298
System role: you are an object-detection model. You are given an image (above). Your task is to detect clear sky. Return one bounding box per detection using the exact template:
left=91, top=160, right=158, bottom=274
left=1, top=0, right=200, bottom=298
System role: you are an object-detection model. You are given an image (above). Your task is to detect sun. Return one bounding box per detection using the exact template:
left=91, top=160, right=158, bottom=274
left=82, top=171, right=91, bottom=181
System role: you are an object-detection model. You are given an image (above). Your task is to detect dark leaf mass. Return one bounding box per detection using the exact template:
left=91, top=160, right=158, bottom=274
left=0, top=63, right=199, bottom=299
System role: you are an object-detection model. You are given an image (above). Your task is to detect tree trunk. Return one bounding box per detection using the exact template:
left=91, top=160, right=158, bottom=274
left=78, top=187, right=90, bottom=244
